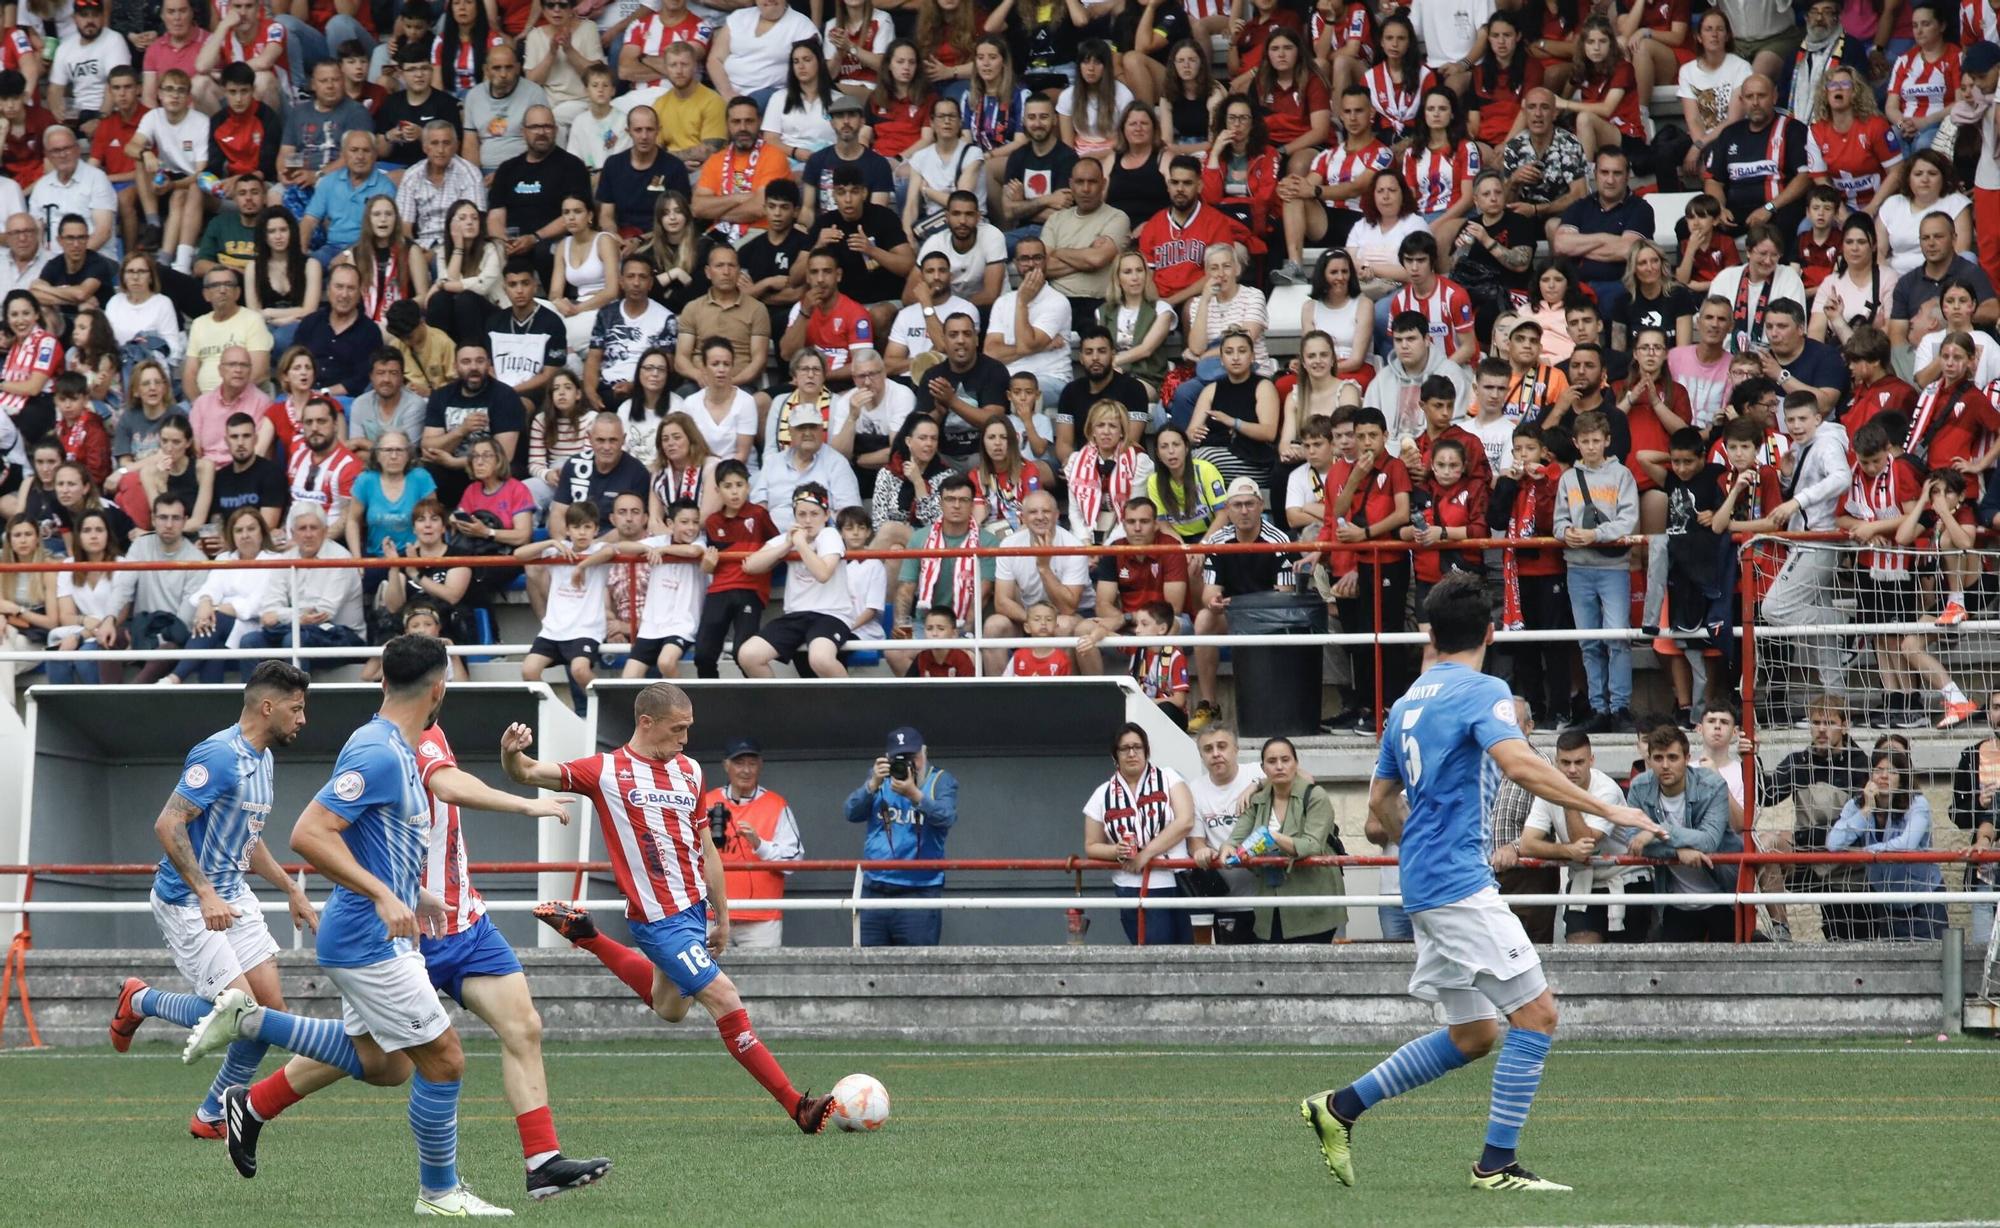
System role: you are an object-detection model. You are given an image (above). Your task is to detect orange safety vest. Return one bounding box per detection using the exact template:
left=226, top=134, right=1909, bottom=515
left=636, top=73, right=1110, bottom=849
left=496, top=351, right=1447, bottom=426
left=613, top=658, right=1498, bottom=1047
left=703, top=786, right=791, bottom=924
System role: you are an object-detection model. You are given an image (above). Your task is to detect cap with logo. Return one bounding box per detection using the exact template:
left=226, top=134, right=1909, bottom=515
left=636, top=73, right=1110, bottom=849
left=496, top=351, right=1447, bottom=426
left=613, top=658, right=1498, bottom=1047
left=885, top=726, right=924, bottom=755
left=722, top=736, right=762, bottom=760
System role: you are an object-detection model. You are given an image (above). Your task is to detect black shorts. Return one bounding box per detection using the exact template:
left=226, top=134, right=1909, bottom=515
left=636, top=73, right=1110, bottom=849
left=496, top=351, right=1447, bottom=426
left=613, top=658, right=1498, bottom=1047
left=530, top=635, right=600, bottom=667
left=753, top=610, right=852, bottom=665
left=628, top=634, right=694, bottom=670
left=1858, top=574, right=1917, bottom=623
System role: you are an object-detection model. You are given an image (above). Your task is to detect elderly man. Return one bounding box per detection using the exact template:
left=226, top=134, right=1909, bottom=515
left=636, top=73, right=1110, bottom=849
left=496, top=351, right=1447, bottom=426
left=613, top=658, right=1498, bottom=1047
left=0, top=212, right=42, bottom=296
left=1702, top=73, right=1813, bottom=245
left=1554, top=148, right=1654, bottom=319
left=184, top=271, right=274, bottom=396
left=27, top=126, right=116, bottom=252
left=291, top=263, right=382, bottom=396
left=1500, top=89, right=1589, bottom=238
left=596, top=105, right=692, bottom=242
left=696, top=736, right=805, bottom=949
left=463, top=45, right=550, bottom=173
left=188, top=344, right=275, bottom=460
left=982, top=237, right=1073, bottom=407
left=982, top=487, right=1088, bottom=673
left=551, top=413, right=649, bottom=536
left=302, top=129, right=397, bottom=266
left=395, top=120, right=484, bottom=253
left=238, top=501, right=366, bottom=669
left=829, top=346, right=911, bottom=467
left=346, top=346, right=427, bottom=462
left=751, top=404, right=861, bottom=532
left=1190, top=477, right=1294, bottom=731
left=488, top=103, right=591, bottom=288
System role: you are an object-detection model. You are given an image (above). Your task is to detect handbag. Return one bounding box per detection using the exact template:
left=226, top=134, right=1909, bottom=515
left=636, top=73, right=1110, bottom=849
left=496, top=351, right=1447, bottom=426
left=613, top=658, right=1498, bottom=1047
left=1571, top=468, right=1628, bottom=558
left=911, top=146, right=972, bottom=242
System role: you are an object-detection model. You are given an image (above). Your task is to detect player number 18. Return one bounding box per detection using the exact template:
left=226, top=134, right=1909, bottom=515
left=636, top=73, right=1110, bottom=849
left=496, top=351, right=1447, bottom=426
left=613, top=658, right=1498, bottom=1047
left=677, top=944, right=714, bottom=976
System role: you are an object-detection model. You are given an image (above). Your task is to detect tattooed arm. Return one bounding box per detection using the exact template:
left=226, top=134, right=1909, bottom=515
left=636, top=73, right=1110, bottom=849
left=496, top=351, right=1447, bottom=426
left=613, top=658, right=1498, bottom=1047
left=154, top=792, right=237, bottom=933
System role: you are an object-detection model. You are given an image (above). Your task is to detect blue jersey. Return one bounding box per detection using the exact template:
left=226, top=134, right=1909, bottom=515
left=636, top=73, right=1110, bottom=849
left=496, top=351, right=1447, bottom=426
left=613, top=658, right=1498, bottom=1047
left=313, top=715, right=431, bottom=969
left=153, top=725, right=275, bottom=906
left=1373, top=661, right=1525, bottom=913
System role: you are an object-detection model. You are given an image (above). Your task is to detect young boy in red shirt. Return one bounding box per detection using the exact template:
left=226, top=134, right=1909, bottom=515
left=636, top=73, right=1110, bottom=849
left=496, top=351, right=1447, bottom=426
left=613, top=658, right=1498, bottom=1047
left=1129, top=600, right=1190, bottom=727
left=1403, top=437, right=1487, bottom=622
left=1005, top=601, right=1075, bottom=676
left=911, top=606, right=976, bottom=677
left=696, top=459, right=778, bottom=677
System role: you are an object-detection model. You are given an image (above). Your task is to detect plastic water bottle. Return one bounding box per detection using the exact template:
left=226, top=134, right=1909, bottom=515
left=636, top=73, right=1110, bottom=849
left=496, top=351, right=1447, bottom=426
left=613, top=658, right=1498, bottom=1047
left=1226, top=826, right=1280, bottom=867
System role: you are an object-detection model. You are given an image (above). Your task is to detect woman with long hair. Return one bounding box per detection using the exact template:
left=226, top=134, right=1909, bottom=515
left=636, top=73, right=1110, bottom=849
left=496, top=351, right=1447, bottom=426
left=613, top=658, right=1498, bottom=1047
left=1187, top=326, right=1280, bottom=489
left=650, top=411, right=721, bottom=526
left=1524, top=260, right=1589, bottom=361
left=1098, top=251, right=1172, bottom=399
left=104, top=251, right=183, bottom=375
left=66, top=307, right=121, bottom=411
left=1467, top=10, right=1541, bottom=151
left=46, top=508, right=130, bottom=685
left=1360, top=15, right=1432, bottom=146
left=870, top=412, right=951, bottom=546
left=134, top=412, right=213, bottom=532
left=1201, top=93, right=1281, bottom=238
left=1614, top=0, right=1691, bottom=108
left=1083, top=721, right=1197, bottom=945
left=915, top=0, right=979, bottom=101
left=1301, top=248, right=1374, bottom=390
left=345, top=428, right=437, bottom=560
left=3, top=437, right=60, bottom=525
left=272, top=346, right=346, bottom=450
left=1809, top=63, right=1904, bottom=213
left=968, top=34, right=1031, bottom=208
left=1811, top=214, right=1898, bottom=343
left=0, top=289, right=59, bottom=443
left=451, top=434, right=535, bottom=608
left=903, top=96, right=985, bottom=233
left=246, top=207, right=321, bottom=352
left=0, top=514, right=60, bottom=648
left=1672, top=9, right=1752, bottom=182
left=1560, top=16, right=1646, bottom=160
left=1158, top=38, right=1224, bottom=156
left=1877, top=150, right=1970, bottom=275
left=1222, top=736, right=1346, bottom=942
left=336, top=195, right=429, bottom=324
left=1830, top=747, right=1945, bottom=939
left=1280, top=330, right=1345, bottom=461
left=1614, top=239, right=1694, bottom=348
left=825, top=0, right=894, bottom=97
left=1249, top=27, right=1328, bottom=175
left=423, top=198, right=503, bottom=340
left=709, top=0, right=820, bottom=102
left=996, top=0, right=1081, bottom=95
left=866, top=38, right=931, bottom=189
left=1100, top=101, right=1172, bottom=224
left=436, top=0, right=505, bottom=98
left=617, top=346, right=681, bottom=468
left=550, top=191, right=622, bottom=355
left=1058, top=40, right=1131, bottom=159
left=1616, top=325, right=1691, bottom=534
left=969, top=416, right=1047, bottom=533
left=686, top=336, right=757, bottom=463
left=1402, top=86, right=1479, bottom=244
left=1146, top=424, right=1226, bottom=544
left=527, top=369, right=594, bottom=510
left=108, top=359, right=177, bottom=515
left=644, top=191, right=706, bottom=313
left=160, top=508, right=281, bottom=684
left=763, top=39, right=839, bottom=164
left=1065, top=399, right=1156, bottom=543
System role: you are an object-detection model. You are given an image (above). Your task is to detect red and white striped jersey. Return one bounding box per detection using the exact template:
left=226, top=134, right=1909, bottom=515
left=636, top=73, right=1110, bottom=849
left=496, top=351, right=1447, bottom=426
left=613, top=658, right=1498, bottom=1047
left=416, top=725, right=485, bottom=937
left=1309, top=139, right=1392, bottom=211
left=1887, top=44, right=1960, bottom=124
left=285, top=443, right=360, bottom=520
left=559, top=747, right=708, bottom=922
left=1841, top=456, right=1923, bottom=579
left=1964, top=0, right=1997, bottom=44
left=1389, top=277, right=1476, bottom=355
left=224, top=19, right=290, bottom=78
left=1361, top=61, right=1433, bottom=140
left=1183, top=0, right=1230, bottom=21
left=1402, top=143, right=1479, bottom=214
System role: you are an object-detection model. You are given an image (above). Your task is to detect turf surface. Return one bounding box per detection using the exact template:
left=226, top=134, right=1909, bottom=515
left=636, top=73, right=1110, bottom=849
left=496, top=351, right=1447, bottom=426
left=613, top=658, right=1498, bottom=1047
left=7, top=1036, right=1999, bottom=1227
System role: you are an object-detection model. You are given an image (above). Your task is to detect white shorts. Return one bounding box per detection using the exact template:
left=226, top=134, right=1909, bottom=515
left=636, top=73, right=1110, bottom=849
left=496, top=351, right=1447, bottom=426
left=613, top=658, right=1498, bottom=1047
left=1407, top=887, right=1548, bottom=1024
left=326, top=949, right=451, bottom=1053
left=150, top=888, right=280, bottom=1000
left=727, top=919, right=783, bottom=949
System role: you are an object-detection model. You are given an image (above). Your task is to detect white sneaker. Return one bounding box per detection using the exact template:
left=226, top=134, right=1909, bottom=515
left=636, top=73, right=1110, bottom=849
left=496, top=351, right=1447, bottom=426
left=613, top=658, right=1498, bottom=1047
left=182, top=987, right=254, bottom=1063
left=416, top=1186, right=515, bottom=1217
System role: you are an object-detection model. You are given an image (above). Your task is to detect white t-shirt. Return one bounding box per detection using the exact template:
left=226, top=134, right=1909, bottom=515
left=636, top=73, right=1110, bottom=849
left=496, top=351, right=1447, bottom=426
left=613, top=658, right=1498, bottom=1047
left=1186, top=763, right=1266, bottom=851
left=835, top=379, right=916, bottom=440
left=918, top=225, right=1006, bottom=301
left=994, top=525, right=1089, bottom=608
left=28, top=165, right=117, bottom=250
left=1082, top=764, right=1191, bottom=888
left=1879, top=192, right=1971, bottom=275
left=1054, top=80, right=1134, bottom=138
left=907, top=139, right=986, bottom=217
left=1462, top=413, right=1516, bottom=477
left=1346, top=212, right=1427, bottom=273
left=636, top=534, right=707, bottom=641
left=50, top=30, right=131, bottom=118
left=886, top=293, right=976, bottom=360
left=1676, top=54, right=1755, bottom=132
left=1410, top=0, right=1493, bottom=67
left=1284, top=462, right=1329, bottom=518
left=105, top=291, right=185, bottom=359
left=1523, top=767, right=1639, bottom=890
left=986, top=286, right=1073, bottom=386
left=136, top=108, right=212, bottom=175
left=760, top=91, right=834, bottom=155
left=685, top=387, right=758, bottom=459
left=722, top=5, right=820, bottom=94
left=845, top=556, right=886, bottom=638
left=537, top=542, right=612, bottom=641
left=1914, top=328, right=2000, bottom=386
left=768, top=525, right=849, bottom=617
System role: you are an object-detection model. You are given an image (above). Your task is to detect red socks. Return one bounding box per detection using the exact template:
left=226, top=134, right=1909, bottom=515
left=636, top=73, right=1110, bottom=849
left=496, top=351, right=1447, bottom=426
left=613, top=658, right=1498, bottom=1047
left=580, top=933, right=656, bottom=1006
left=247, top=1067, right=305, bottom=1122
left=515, top=1105, right=559, bottom=1161
left=716, top=1008, right=799, bottom=1112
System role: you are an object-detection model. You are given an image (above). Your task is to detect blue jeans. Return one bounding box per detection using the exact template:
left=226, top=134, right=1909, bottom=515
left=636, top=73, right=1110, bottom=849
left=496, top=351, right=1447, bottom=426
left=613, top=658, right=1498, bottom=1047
left=1167, top=355, right=1226, bottom=426
left=1377, top=902, right=1413, bottom=940
left=276, top=14, right=374, bottom=95
left=46, top=640, right=116, bottom=684
left=270, top=321, right=301, bottom=353
left=238, top=622, right=365, bottom=671
left=1114, top=884, right=1192, bottom=945
left=1567, top=565, right=1632, bottom=713
left=174, top=612, right=238, bottom=683
left=858, top=881, right=943, bottom=946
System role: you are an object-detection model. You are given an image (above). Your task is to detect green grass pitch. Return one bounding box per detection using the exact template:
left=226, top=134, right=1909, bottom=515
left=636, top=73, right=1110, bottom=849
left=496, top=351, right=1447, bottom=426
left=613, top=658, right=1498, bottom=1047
left=8, top=1037, right=2000, bottom=1227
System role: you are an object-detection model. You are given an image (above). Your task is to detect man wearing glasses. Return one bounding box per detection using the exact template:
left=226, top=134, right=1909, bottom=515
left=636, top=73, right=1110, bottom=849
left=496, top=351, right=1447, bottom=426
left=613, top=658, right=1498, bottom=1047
left=184, top=271, right=274, bottom=396
left=0, top=213, right=45, bottom=298
left=26, top=125, right=116, bottom=254
left=29, top=213, right=116, bottom=335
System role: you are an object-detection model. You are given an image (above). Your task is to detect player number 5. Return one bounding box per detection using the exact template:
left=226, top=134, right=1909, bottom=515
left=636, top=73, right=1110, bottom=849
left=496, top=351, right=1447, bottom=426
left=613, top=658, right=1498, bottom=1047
left=1401, top=736, right=1422, bottom=785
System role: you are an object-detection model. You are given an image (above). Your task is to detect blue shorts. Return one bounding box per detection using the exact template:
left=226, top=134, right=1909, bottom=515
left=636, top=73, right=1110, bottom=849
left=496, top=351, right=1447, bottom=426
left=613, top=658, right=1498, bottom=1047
left=419, top=914, right=523, bottom=1004
left=627, top=900, right=720, bottom=999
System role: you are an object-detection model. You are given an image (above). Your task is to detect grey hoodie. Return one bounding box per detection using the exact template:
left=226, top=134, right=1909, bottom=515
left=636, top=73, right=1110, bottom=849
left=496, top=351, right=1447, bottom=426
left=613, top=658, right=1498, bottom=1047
left=1550, top=457, right=1639, bottom=568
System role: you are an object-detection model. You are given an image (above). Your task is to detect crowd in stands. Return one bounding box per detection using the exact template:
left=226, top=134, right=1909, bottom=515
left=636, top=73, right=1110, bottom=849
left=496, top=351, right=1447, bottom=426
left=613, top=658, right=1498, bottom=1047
left=6, top=0, right=2000, bottom=736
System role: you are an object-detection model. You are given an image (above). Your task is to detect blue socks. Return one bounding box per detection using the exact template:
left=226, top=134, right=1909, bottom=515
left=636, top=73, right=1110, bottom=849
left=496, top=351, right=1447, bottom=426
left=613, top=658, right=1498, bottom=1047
left=1480, top=1028, right=1554, bottom=1172
left=409, top=1075, right=462, bottom=1197
left=1334, top=1028, right=1469, bottom=1122
left=200, top=1039, right=271, bottom=1119
left=244, top=1006, right=366, bottom=1079
left=135, top=987, right=209, bottom=1028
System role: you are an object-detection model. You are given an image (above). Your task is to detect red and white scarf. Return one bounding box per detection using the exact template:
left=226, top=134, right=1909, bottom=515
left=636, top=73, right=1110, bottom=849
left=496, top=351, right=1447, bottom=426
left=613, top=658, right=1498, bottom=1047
left=1501, top=478, right=1537, bottom=631
left=915, top=522, right=975, bottom=627
left=1906, top=378, right=1969, bottom=465
left=1069, top=444, right=1139, bottom=534
left=1099, top=764, right=1173, bottom=848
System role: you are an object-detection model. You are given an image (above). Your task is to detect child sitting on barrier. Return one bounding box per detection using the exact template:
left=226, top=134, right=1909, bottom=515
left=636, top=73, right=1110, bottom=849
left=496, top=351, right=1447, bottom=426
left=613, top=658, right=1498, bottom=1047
left=910, top=605, right=976, bottom=677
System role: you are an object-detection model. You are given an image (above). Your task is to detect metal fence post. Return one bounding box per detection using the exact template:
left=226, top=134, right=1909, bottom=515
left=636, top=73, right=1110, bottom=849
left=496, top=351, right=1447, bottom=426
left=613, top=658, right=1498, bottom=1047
left=1943, top=925, right=1964, bottom=1037
left=288, top=565, right=302, bottom=670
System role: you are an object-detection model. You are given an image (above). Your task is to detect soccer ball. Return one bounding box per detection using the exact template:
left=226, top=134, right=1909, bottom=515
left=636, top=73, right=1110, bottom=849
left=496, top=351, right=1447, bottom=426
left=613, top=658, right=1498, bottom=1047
left=829, top=1073, right=890, bottom=1132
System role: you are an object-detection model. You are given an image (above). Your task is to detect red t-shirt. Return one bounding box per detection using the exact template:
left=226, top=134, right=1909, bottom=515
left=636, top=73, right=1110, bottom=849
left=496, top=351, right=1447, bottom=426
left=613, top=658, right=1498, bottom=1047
left=704, top=502, right=779, bottom=599
left=1907, top=380, right=2000, bottom=479
left=1578, top=60, right=1644, bottom=139
left=1341, top=455, right=1412, bottom=530
left=1233, top=9, right=1302, bottom=75
left=1641, top=0, right=1689, bottom=32
left=1414, top=476, right=1487, bottom=582
left=2, top=104, right=53, bottom=187
left=1618, top=380, right=1692, bottom=492
left=1135, top=202, right=1254, bottom=301
left=57, top=409, right=111, bottom=486
left=1257, top=72, right=1329, bottom=147
left=1811, top=114, right=1903, bottom=209
left=308, top=0, right=375, bottom=33
left=1006, top=647, right=1074, bottom=676
left=1413, top=424, right=1492, bottom=489
left=91, top=105, right=148, bottom=178
left=1844, top=375, right=1918, bottom=442
left=1797, top=230, right=1840, bottom=293
left=792, top=293, right=874, bottom=376
left=914, top=648, right=977, bottom=677
left=213, top=106, right=274, bottom=178
left=867, top=96, right=927, bottom=158
left=1470, top=56, right=1544, bottom=147
left=1093, top=545, right=1190, bottom=615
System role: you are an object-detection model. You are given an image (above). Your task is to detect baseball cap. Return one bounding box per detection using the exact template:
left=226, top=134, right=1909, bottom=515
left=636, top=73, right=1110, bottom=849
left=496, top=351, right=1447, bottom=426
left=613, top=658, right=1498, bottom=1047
left=790, top=404, right=827, bottom=429
left=829, top=93, right=865, bottom=115
left=74, top=0, right=103, bottom=9
left=1966, top=41, right=2000, bottom=75
left=722, top=736, right=761, bottom=760
left=885, top=726, right=925, bottom=755
left=1225, top=476, right=1263, bottom=502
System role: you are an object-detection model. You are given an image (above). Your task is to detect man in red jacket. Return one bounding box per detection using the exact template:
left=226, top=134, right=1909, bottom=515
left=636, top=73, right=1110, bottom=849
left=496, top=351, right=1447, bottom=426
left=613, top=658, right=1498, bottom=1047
left=1135, top=155, right=1258, bottom=307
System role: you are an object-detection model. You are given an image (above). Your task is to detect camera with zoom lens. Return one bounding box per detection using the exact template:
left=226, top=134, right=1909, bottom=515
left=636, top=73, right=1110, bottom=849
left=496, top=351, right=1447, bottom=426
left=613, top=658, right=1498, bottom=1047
left=706, top=801, right=733, bottom=847
left=889, top=753, right=913, bottom=782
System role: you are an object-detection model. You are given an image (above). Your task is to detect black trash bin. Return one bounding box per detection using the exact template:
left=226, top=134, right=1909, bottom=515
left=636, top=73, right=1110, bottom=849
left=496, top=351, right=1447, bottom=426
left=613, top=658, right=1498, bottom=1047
left=1227, top=591, right=1326, bottom=737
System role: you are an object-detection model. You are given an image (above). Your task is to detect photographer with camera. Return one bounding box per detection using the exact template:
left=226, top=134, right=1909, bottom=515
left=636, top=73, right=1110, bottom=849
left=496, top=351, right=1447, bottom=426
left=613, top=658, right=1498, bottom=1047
left=842, top=726, right=961, bottom=947
left=699, top=737, right=804, bottom=949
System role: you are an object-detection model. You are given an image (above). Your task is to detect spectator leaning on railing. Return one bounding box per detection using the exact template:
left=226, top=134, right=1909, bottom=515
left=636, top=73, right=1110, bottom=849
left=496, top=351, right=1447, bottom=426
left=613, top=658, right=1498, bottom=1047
left=238, top=500, right=366, bottom=671
left=1625, top=724, right=1741, bottom=944
left=1084, top=721, right=1196, bottom=946
left=1828, top=745, right=1945, bottom=941
left=844, top=725, right=959, bottom=947
left=1224, top=735, right=1346, bottom=944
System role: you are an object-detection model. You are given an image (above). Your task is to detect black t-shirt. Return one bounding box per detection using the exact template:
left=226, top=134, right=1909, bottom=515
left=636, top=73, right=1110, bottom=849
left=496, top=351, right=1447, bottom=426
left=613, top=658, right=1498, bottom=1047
left=423, top=378, right=530, bottom=475
left=1450, top=210, right=1534, bottom=297
left=554, top=450, right=650, bottom=522
left=1003, top=139, right=1080, bottom=199
left=37, top=251, right=116, bottom=309
left=597, top=150, right=694, bottom=235
left=485, top=304, right=569, bottom=391
left=739, top=226, right=810, bottom=333
left=1664, top=461, right=1727, bottom=594
left=801, top=145, right=895, bottom=207
left=211, top=456, right=290, bottom=520
left=374, top=89, right=463, bottom=166
left=489, top=148, right=593, bottom=239
left=913, top=354, right=1012, bottom=455
left=1702, top=116, right=1812, bottom=222
left=1113, top=0, right=1189, bottom=59
left=1617, top=285, right=1695, bottom=344
left=1056, top=370, right=1148, bottom=425
left=803, top=203, right=910, bottom=305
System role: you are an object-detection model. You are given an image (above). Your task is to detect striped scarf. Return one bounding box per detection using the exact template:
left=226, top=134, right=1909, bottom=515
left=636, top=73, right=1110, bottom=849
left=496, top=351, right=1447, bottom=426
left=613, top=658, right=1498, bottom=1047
left=1100, top=764, right=1172, bottom=848
left=915, top=522, right=975, bottom=626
